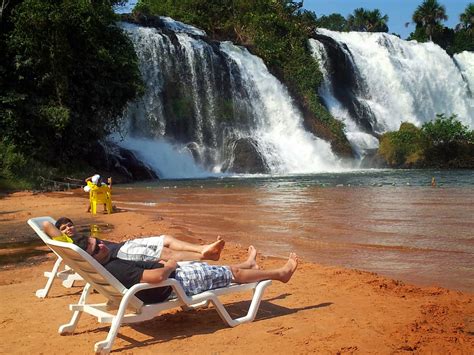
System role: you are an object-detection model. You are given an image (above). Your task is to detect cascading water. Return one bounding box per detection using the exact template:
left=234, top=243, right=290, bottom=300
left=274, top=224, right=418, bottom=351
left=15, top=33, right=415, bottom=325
left=115, top=21, right=343, bottom=178
left=454, top=51, right=474, bottom=95
left=309, top=39, right=379, bottom=158
left=219, top=42, right=340, bottom=173
left=311, top=29, right=474, bottom=156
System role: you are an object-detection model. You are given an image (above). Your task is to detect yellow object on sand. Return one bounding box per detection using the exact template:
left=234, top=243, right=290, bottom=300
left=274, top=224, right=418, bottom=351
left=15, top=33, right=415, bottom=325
left=89, top=185, right=113, bottom=214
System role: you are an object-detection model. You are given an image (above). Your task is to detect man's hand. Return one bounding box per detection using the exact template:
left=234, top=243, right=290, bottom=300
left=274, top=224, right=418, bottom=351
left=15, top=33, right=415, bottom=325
left=141, top=259, right=178, bottom=284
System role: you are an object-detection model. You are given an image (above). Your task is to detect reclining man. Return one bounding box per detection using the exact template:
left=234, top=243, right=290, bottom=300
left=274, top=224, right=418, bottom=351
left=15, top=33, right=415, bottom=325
left=43, top=217, right=225, bottom=263
left=76, top=233, right=298, bottom=303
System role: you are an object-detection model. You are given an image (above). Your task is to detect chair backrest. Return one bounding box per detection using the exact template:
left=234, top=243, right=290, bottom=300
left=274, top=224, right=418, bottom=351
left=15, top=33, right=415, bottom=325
left=90, top=185, right=111, bottom=203
left=27, top=217, right=143, bottom=311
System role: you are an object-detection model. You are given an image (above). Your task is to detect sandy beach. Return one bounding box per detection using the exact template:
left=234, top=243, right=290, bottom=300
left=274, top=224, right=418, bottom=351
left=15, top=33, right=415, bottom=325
left=0, top=191, right=472, bottom=354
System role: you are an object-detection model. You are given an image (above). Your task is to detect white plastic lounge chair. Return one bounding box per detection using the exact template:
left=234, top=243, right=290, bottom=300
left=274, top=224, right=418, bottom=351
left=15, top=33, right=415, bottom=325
left=27, top=216, right=272, bottom=354
left=28, top=216, right=83, bottom=298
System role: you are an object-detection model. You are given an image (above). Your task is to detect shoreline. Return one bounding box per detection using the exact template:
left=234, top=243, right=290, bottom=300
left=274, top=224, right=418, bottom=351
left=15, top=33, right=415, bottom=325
left=0, top=191, right=472, bottom=353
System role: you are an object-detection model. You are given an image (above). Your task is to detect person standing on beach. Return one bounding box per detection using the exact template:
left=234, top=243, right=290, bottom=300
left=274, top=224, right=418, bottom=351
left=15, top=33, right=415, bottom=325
left=76, top=235, right=298, bottom=303
left=43, top=217, right=225, bottom=263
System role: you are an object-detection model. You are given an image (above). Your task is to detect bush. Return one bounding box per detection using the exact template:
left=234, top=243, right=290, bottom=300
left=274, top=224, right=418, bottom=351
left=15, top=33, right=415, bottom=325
left=378, top=122, right=426, bottom=167
left=422, top=113, right=473, bottom=145
left=421, top=114, right=474, bottom=166
left=377, top=115, right=474, bottom=168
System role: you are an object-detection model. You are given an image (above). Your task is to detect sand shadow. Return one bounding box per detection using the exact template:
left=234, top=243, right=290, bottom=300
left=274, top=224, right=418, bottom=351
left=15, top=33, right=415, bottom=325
left=77, top=295, right=332, bottom=353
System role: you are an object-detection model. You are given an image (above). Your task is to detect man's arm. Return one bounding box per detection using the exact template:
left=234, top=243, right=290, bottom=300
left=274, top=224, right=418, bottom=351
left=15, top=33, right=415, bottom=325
left=141, top=259, right=178, bottom=284
left=42, top=221, right=62, bottom=238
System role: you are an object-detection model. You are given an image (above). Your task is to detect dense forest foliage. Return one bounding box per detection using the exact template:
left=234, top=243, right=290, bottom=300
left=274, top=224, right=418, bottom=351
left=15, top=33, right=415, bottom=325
left=0, top=0, right=143, bottom=188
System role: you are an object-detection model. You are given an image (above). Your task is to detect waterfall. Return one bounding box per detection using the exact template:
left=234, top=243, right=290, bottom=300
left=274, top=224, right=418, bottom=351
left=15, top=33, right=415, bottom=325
left=219, top=42, right=340, bottom=173
left=454, top=51, right=474, bottom=96
left=114, top=22, right=343, bottom=178
left=309, top=39, right=379, bottom=158
left=311, top=29, right=474, bottom=155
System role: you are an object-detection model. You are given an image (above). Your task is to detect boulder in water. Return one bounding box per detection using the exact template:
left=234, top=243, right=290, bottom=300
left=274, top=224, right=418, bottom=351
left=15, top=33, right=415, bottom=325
left=88, top=141, right=158, bottom=182
left=224, top=138, right=269, bottom=174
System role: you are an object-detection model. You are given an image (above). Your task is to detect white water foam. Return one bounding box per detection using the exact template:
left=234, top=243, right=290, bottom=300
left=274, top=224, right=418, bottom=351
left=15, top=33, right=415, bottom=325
left=315, top=29, right=474, bottom=133
left=112, top=135, right=218, bottom=179
left=309, top=39, right=380, bottom=157
left=220, top=42, right=346, bottom=173
left=454, top=51, right=474, bottom=96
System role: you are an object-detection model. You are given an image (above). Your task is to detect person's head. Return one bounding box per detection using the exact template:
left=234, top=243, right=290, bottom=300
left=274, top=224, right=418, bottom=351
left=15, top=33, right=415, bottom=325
left=55, top=217, right=76, bottom=237
left=76, top=236, right=111, bottom=265
left=54, top=217, right=87, bottom=250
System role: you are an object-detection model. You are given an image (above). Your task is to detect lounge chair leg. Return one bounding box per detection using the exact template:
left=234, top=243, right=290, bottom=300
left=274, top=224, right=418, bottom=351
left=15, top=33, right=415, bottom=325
left=181, top=299, right=210, bottom=311
left=95, top=288, right=133, bottom=354
left=36, top=257, right=63, bottom=298
left=59, top=283, right=92, bottom=334
left=61, top=272, right=83, bottom=288
left=211, top=280, right=271, bottom=327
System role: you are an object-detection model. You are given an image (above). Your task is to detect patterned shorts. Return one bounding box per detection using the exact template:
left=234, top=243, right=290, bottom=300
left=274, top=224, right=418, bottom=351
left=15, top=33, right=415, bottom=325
left=116, top=236, right=164, bottom=261
left=174, top=262, right=233, bottom=296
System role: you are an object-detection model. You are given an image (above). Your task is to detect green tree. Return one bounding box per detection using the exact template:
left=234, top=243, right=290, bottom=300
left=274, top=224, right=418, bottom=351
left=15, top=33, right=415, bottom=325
left=459, top=3, right=474, bottom=32
left=378, top=122, right=426, bottom=167
left=377, top=114, right=474, bottom=168
left=421, top=114, right=474, bottom=167
left=315, top=13, right=347, bottom=32
left=422, top=114, right=473, bottom=145
left=412, top=0, right=448, bottom=41
left=1, top=0, right=142, bottom=170
left=446, top=3, right=474, bottom=53
left=346, top=8, right=389, bottom=32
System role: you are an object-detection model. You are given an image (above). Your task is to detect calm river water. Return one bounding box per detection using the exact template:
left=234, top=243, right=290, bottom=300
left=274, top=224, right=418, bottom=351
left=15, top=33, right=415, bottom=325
left=111, top=170, right=474, bottom=292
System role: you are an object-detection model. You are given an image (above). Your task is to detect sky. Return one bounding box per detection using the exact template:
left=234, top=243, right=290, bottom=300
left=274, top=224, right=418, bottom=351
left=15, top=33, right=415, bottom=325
left=302, top=0, right=471, bottom=39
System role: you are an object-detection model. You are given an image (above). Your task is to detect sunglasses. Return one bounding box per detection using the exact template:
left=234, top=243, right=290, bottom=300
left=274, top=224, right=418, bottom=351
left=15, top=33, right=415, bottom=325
left=91, top=241, right=101, bottom=256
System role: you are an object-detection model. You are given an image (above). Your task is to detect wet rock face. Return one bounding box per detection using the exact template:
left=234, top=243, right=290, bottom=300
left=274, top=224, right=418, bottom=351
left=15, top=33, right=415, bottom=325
left=224, top=138, right=269, bottom=174
left=88, top=142, right=158, bottom=182
left=313, top=33, right=377, bottom=135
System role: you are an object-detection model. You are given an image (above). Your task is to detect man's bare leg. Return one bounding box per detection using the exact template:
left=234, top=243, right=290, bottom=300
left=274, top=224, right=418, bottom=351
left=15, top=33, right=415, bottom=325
left=201, top=237, right=225, bottom=261
left=230, top=253, right=298, bottom=284
left=159, top=248, right=203, bottom=262
left=231, top=246, right=259, bottom=270
left=162, top=235, right=225, bottom=261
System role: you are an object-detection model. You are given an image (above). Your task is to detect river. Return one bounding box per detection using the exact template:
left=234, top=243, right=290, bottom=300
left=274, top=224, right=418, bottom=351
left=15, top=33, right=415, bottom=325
left=110, top=169, right=474, bottom=292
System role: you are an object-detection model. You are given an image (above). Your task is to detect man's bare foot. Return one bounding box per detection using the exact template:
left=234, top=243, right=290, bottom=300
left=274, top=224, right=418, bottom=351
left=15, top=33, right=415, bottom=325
left=278, top=253, right=299, bottom=283
left=246, top=245, right=259, bottom=269
left=202, top=238, right=225, bottom=261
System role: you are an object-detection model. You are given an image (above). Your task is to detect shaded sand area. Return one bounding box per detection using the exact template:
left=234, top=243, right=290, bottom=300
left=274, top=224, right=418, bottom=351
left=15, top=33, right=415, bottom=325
left=0, top=191, right=473, bottom=354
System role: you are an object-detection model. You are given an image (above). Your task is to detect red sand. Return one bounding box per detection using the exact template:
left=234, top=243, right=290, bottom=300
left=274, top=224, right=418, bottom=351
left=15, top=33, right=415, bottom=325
left=0, top=191, right=472, bottom=354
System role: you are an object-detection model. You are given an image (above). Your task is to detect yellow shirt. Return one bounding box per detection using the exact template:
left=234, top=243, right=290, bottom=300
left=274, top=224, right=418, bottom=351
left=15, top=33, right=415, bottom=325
left=53, top=234, right=74, bottom=243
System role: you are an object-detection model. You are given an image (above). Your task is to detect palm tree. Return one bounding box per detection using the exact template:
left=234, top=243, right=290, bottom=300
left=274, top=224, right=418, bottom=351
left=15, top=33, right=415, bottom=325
left=347, top=8, right=389, bottom=32
left=365, top=9, right=389, bottom=32
left=459, top=3, right=474, bottom=32
left=412, top=0, right=448, bottom=41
